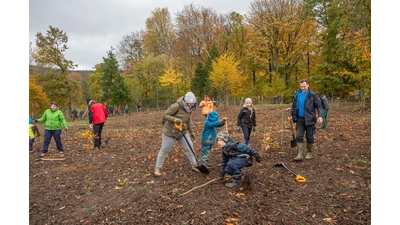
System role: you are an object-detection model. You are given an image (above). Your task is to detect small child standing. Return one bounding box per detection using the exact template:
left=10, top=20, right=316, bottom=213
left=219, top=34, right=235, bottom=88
left=236, top=97, right=256, bottom=145
left=199, top=111, right=226, bottom=168
left=29, top=118, right=35, bottom=153
left=216, top=131, right=261, bottom=188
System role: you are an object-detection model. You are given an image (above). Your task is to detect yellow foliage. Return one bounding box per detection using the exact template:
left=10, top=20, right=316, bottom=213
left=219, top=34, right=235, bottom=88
left=81, top=130, right=94, bottom=140
left=210, top=53, right=244, bottom=97
left=29, top=75, right=50, bottom=118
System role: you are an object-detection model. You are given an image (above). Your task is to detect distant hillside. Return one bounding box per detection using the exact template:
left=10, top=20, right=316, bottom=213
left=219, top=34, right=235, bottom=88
left=29, top=65, right=94, bottom=80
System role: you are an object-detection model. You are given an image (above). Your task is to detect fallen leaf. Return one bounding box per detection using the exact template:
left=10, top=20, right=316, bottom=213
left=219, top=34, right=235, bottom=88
left=177, top=205, right=183, bottom=208
left=58, top=206, right=65, bottom=210
left=201, top=210, right=206, bottom=215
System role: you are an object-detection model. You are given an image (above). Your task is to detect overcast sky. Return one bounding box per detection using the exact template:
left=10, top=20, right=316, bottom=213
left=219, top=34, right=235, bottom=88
left=29, top=0, right=251, bottom=70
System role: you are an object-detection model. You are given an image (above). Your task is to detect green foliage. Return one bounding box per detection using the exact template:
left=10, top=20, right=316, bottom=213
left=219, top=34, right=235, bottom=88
left=191, top=62, right=209, bottom=97
left=34, top=71, right=78, bottom=111
left=98, top=48, right=132, bottom=106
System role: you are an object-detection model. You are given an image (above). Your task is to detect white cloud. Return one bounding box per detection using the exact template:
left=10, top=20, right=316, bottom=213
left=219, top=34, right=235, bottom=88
left=30, top=0, right=250, bottom=70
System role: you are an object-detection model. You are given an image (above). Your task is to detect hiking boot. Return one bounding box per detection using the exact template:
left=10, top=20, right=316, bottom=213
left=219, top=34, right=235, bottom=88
left=191, top=166, right=200, bottom=172
left=29, top=150, right=34, bottom=153
left=226, top=175, right=241, bottom=188
left=93, top=147, right=99, bottom=151
left=154, top=168, right=161, bottom=176
left=226, top=180, right=239, bottom=187
left=40, top=153, right=47, bottom=157
left=59, top=151, right=64, bottom=154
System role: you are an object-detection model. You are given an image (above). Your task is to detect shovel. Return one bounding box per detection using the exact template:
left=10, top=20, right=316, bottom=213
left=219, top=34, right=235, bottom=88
left=174, top=119, right=210, bottom=174
left=274, top=162, right=306, bottom=183
left=290, top=120, right=296, bottom=148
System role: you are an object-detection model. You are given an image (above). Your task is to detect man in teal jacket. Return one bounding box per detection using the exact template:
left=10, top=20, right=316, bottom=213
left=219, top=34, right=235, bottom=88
left=35, top=101, right=68, bottom=157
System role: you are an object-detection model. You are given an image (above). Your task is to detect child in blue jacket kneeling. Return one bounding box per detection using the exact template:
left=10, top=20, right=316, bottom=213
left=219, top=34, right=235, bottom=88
left=217, top=131, right=261, bottom=187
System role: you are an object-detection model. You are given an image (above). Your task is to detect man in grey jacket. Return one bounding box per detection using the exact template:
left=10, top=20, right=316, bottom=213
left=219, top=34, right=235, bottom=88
left=319, top=93, right=330, bottom=130
left=288, top=79, right=323, bottom=161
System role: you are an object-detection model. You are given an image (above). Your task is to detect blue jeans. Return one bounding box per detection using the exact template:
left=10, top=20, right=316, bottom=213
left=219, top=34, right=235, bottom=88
left=29, top=138, right=34, bottom=152
left=224, top=158, right=251, bottom=176
left=42, top=129, right=63, bottom=153
left=242, top=126, right=252, bottom=144
left=199, top=144, right=213, bottom=167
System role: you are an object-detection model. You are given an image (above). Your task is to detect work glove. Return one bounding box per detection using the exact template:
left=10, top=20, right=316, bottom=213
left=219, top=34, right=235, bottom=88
left=89, top=124, right=93, bottom=129
left=252, top=126, right=256, bottom=132
left=220, top=117, right=227, bottom=123
left=236, top=126, right=241, bottom=132
left=175, top=118, right=182, bottom=125
left=34, top=119, right=38, bottom=123
left=256, top=157, right=261, bottom=163
left=190, top=133, right=196, bottom=140
left=64, top=127, right=68, bottom=131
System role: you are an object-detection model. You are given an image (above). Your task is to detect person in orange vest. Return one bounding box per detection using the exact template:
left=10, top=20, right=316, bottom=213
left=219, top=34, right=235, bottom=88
left=198, top=94, right=214, bottom=121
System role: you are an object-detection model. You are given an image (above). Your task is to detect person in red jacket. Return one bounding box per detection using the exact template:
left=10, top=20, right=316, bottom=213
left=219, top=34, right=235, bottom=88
left=87, top=99, right=109, bottom=150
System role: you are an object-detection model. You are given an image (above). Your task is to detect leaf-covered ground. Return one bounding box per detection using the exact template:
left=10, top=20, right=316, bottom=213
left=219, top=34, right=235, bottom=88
left=29, top=102, right=371, bottom=224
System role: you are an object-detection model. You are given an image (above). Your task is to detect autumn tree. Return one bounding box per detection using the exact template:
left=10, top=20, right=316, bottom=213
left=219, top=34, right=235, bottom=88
left=116, top=30, right=145, bottom=71
left=306, top=0, right=371, bottom=107
left=247, top=0, right=319, bottom=90
left=67, top=72, right=84, bottom=108
left=133, top=53, right=169, bottom=108
left=29, top=75, right=50, bottom=118
left=175, top=3, right=223, bottom=62
left=34, top=25, right=77, bottom=73
left=143, top=8, right=174, bottom=57
left=159, top=64, right=184, bottom=105
left=33, top=25, right=78, bottom=113
left=88, top=64, right=104, bottom=102
left=209, top=53, right=243, bottom=106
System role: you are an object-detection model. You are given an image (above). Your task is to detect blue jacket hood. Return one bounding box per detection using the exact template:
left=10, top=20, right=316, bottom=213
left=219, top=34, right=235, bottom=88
left=207, top=111, right=219, bottom=122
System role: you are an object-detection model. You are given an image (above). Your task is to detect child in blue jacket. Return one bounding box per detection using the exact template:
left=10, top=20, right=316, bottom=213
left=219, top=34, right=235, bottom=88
left=199, top=111, right=226, bottom=168
left=217, top=131, right=261, bottom=187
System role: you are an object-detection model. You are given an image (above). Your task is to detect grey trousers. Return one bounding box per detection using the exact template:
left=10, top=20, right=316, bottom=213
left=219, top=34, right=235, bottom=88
left=155, top=133, right=197, bottom=168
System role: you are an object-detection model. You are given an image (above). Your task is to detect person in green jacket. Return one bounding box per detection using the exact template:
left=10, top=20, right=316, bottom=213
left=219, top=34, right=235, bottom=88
left=35, top=101, right=68, bottom=157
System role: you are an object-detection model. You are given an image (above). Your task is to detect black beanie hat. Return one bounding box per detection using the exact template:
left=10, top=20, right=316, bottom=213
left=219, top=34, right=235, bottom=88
left=87, top=99, right=92, bottom=105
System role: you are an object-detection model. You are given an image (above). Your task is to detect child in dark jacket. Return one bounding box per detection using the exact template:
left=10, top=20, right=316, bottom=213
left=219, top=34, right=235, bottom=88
left=199, top=111, right=226, bottom=168
left=217, top=131, right=261, bottom=187
left=237, top=98, right=256, bottom=145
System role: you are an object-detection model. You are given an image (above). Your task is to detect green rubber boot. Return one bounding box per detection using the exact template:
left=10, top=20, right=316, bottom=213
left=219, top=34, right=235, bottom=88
left=305, top=143, right=313, bottom=159
left=294, top=143, right=304, bottom=161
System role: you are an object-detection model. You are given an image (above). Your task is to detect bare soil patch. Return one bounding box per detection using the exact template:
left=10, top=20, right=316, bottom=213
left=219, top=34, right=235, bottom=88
left=29, top=102, right=371, bottom=224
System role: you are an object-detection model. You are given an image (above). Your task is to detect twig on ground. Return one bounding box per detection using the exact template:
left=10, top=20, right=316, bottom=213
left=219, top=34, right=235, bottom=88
left=179, top=178, right=219, bottom=196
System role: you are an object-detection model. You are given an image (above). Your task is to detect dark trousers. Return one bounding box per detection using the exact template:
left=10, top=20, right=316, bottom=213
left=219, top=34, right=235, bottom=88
left=42, top=129, right=63, bottom=153
left=295, top=117, right=315, bottom=143
left=241, top=126, right=253, bottom=144
left=93, top=123, right=104, bottom=147
left=224, top=158, right=251, bottom=176
left=29, top=138, right=34, bottom=152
